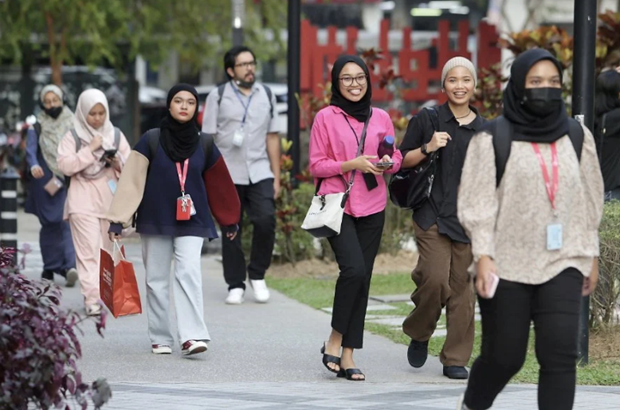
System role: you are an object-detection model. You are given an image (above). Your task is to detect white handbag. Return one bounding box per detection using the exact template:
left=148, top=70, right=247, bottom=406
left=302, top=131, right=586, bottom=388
left=301, top=110, right=372, bottom=238
left=301, top=184, right=350, bottom=238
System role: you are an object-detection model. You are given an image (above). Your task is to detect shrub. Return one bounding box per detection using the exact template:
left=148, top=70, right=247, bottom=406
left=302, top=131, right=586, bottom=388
left=0, top=247, right=111, bottom=410
left=592, top=200, right=620, bottom=329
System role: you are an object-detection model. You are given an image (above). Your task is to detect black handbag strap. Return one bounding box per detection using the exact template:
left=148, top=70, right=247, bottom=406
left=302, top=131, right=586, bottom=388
left=315, top=109, right=373, bottom=200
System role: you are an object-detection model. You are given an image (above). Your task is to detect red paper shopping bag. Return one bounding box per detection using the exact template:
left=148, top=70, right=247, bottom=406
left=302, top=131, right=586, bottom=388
left=99, top=242, right=142, bottom=318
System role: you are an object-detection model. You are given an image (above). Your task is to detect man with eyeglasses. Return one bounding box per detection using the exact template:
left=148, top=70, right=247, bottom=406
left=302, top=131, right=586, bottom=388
left=202, top=45, right=280, bottom=305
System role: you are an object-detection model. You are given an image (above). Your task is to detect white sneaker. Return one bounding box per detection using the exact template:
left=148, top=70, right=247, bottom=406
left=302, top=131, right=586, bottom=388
left=152, top=344, right=172, bottom=354
left=181, top=340, right=208, bottom=356
left=225, top=288, right=245, bottom=305
left=250, top=279, right=270, bottom=303
left=86, top=304, right=102, bottom=316
left=65, top=268, right=78, bottom=288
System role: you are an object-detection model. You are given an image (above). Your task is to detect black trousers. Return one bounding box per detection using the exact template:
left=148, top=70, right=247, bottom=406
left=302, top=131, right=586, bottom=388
left=222, top=178, right=276, bottom=290
left=327, top=211, right=385, bottom=349
left=464, top=268, right=583, bottom=410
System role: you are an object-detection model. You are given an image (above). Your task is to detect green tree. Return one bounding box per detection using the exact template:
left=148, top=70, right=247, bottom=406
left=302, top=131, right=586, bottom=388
left=0, top=0, right=287, bottom=85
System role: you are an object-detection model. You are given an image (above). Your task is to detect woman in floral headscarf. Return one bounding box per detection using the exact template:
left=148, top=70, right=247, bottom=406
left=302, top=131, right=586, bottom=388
left=25, top=84, right=78, bottom=287
left=57, top=89, right=131, bottom=316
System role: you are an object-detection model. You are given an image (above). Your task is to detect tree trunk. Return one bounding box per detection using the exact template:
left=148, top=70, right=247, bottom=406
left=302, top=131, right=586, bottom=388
left=44, top=11, right=63, bottom=86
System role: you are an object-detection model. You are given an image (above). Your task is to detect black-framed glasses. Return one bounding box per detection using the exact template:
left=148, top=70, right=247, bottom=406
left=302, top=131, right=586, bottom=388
left=339, top=74, right=368, bottom=87
left=235, top=61, right=257, bottom=69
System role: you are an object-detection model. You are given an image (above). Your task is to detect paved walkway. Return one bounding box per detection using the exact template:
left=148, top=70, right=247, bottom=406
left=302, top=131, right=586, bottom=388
left=15, top=211, right=620, bottom=409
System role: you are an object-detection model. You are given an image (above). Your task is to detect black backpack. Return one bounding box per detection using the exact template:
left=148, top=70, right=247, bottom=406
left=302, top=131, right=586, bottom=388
left=490, top=115, right=584, bottom=187
left=216, top=82, right=274, bottom=119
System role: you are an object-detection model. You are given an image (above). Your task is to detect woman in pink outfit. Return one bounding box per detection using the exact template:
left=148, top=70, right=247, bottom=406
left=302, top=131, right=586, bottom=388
left=57, top=89, right=131, bottom=316
left=309, top=55, right=402, bottom=381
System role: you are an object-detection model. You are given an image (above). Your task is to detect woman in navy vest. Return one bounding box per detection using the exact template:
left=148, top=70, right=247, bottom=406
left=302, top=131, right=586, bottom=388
left=107, top=84, right=240, bottom=356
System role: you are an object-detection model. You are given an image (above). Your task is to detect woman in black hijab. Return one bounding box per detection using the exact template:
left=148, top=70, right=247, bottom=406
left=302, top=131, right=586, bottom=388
left=456, top=49, right=604, bottom=409
left=107, top=83, right=240, bottom=356
left=159, top=83, right=202, bottom=162
left=308, top=55, right=403, bottom=380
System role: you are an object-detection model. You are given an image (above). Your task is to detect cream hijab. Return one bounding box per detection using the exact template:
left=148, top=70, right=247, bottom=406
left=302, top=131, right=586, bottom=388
left=73, top=89, right=116, bottom=178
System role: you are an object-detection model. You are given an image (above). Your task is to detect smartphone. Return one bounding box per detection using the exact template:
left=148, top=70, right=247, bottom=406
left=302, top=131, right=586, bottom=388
left=376, top=162, right=394, bottom=168
left=484, top=273, right=500, bottom=299
left=100, top=149, right=117, bottom=161
left=100, top=149, right=117, bottom=167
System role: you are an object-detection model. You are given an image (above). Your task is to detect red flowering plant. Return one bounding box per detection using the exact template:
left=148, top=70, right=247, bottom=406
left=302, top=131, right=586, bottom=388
left=0, top=246, right=111, bottom=410
left=273, top=138, right=316, bottom=265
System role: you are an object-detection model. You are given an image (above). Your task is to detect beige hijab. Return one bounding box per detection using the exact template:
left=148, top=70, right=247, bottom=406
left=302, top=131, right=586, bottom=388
left=73, top=89, right=116, bottom=178
left=37, top=85, right=74, bottom=178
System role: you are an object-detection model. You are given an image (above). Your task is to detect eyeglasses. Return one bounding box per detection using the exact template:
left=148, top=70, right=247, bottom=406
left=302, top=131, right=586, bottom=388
left=339, top=74, right=368, bottom=87
left=235, top=61, right=257, bottom=69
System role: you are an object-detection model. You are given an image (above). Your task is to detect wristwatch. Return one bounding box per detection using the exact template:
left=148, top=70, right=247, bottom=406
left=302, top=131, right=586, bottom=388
left=421, top=143, right=430, bottom=156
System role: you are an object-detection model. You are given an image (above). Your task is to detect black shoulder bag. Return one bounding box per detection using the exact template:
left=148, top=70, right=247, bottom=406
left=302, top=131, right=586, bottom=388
left=389, top=107, right=440, bottom=210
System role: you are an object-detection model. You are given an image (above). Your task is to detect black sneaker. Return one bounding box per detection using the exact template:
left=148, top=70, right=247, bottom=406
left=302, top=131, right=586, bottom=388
left=41, top=270, right=54, bottom=281
left=443, top=365, right=469, bottom=380
left=407, top=339, right=429, bottom=368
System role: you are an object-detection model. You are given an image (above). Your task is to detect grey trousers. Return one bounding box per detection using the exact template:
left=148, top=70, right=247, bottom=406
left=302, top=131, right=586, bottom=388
left=142, top=235, right=210, bottom=346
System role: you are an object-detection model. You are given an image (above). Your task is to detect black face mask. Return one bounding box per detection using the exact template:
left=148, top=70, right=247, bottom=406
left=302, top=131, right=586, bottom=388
left=44, top=106, right=63, bottom=119
left=523, top=87, right=563, bottom=116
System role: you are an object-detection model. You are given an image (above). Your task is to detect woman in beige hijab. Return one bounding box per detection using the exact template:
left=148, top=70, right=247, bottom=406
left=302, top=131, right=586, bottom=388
left=25, top=85, right=78, bottom=287
left=57, top=88, right=131, bottom=316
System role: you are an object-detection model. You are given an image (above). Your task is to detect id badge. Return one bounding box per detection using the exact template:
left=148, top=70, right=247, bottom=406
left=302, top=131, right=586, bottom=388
left=232, top=128, right=245, bottom=147
left=547, top=223, right=563, bottom=250
left=176, top=195, right=192, bottom=221
left=107, top=179, right=118, bottom=194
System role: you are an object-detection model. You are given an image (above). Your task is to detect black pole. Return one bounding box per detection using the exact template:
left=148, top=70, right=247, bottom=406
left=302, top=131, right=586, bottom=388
left=287, top=0, right=301, bottom=180
left=232, top=28, right=244, bottom=46
left=0, top=167, right=20, bottom=264
left=572, top=0, right=597, bottom=365
left=232, top=0, right=244, bottom=46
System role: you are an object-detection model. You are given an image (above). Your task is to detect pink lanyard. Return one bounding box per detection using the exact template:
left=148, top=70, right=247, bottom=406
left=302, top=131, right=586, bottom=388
left=176, top=159, right=189, bottom=194
left=531, top=142, right=559, bottom=210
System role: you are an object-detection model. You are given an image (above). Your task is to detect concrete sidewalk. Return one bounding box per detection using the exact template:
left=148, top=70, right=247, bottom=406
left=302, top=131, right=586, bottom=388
left=15, top=211, right=620, bottom=409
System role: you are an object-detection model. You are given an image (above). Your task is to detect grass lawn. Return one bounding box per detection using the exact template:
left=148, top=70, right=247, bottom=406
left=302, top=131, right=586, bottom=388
left=268, top=272, right=620, bottom=386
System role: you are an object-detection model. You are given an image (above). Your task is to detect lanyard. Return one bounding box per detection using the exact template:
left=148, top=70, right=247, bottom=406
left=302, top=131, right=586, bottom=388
left=176, top=159, right=189, bottom=194
left=232, top=85, right=254, bottom=125
left=531, top=142, right=559, bottom=210
left=342, top=115, right=361, bottom=145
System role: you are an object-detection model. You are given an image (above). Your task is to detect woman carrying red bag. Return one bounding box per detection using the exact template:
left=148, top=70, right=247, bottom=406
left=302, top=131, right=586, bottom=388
left=107, top=84, right=240, bottom=356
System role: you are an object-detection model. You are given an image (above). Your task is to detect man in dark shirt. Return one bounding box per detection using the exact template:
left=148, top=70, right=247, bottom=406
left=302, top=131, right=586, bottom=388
left=398, top=57, right=485, bottom=380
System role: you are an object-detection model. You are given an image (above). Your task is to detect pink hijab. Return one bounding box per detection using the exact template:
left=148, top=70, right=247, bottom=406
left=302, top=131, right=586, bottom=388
left=73, top=89, right=116, bottom=178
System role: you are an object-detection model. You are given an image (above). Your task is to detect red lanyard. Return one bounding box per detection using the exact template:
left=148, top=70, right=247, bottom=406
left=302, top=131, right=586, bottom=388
left=531, top=142, right=558, bottom=210
left=176, top=159, right=189, bottom=194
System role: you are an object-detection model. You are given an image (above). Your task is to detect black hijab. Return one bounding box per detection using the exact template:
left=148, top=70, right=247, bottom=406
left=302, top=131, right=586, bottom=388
left=160, top=83, right=201, bottom=163
left=330, top=55, right=372, bottom=122
left=502, top=48, right=569, bottom=142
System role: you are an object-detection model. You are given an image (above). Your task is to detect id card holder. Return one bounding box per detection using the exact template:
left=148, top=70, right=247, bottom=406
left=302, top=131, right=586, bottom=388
left=176, top=195, right=192, bottom=221
left=44, top=176, right=63, bottom=197
left=107, top=179, right=118, bottom=194
left=232, top=128, right=245, bottom=147
left=547, top=223, right=563, bottom=251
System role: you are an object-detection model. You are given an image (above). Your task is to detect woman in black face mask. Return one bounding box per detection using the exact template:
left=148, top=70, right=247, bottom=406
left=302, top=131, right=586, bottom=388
left=455, top=49, right=604, bottom=410
left=24, top=84, right=78, bottom=287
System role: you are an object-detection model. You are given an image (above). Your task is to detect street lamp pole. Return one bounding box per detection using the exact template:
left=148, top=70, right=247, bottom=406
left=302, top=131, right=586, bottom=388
left=287, top=0, right=301, bottom=179
left=232, top=0, right=244, bottom=46
left=571, top=0, right=598, bottom=365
